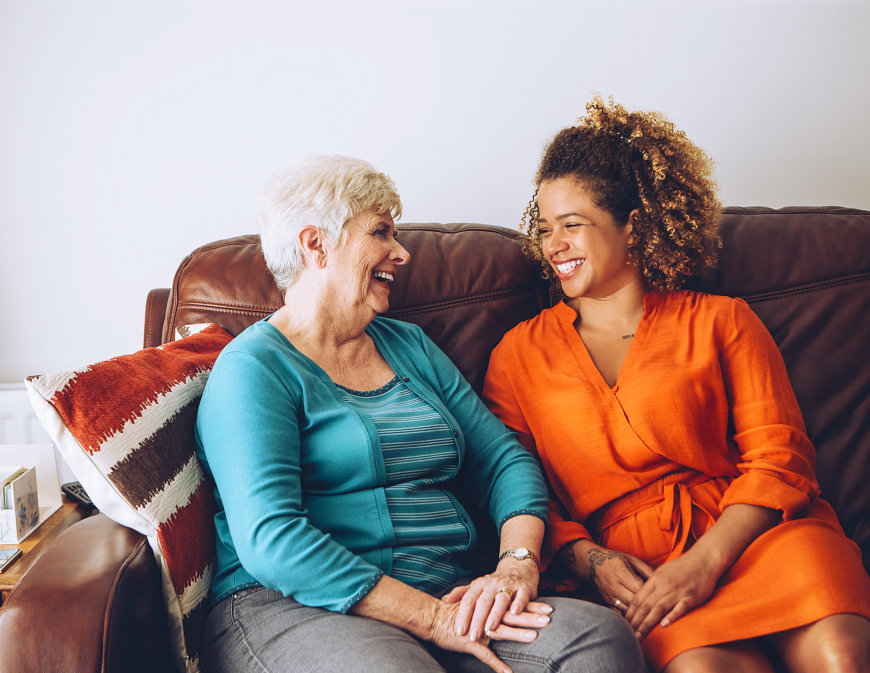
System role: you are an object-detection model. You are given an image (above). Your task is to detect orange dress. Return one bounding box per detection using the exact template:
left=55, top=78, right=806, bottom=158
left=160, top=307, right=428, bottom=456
left=483, top=290, right=870, bottom=671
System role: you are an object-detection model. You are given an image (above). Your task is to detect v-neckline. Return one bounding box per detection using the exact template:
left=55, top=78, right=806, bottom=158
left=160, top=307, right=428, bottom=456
left=555, top=292, right=661, bottom=392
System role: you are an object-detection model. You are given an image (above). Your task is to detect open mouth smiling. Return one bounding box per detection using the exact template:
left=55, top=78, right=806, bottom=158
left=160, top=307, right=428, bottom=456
left=554, top=259, right=584, bottom=275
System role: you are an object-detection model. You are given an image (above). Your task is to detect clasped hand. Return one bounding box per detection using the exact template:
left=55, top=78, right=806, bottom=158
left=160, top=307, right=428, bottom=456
left=426, top=563, right=552, bottom=673
left=443, top=561, right=552, bottom=642
left=590, top=547, right=720, bottom=640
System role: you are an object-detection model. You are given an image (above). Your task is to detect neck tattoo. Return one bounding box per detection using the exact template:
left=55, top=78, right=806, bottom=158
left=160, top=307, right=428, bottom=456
left=622, top=333, right=635, bottom=340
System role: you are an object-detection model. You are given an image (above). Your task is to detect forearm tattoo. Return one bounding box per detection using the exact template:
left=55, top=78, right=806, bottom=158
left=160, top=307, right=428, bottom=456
left=555, top=543, right=577, bottom=567
left=587, top=549, right=622, bottom=583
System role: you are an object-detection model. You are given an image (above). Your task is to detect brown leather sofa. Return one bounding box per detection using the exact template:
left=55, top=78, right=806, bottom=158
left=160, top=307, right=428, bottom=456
left=1, top=207, right=868, bottom=672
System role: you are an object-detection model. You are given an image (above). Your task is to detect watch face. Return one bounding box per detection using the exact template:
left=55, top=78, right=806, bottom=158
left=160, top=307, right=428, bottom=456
left=514, top=547, right=530, bottom=556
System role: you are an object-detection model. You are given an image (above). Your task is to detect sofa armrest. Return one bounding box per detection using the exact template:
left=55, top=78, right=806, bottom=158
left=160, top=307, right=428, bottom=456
left=0, top=514, right=176, bottom=673
left=144, top=288, right=171, bottom=348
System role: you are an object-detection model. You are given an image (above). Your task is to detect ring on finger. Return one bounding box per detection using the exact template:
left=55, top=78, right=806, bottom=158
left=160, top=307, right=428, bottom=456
left=484, top=627, right=496, bottom=639
left=495, top=586, right=513, bottom=599
left=614, top=599, right=622, bottom=609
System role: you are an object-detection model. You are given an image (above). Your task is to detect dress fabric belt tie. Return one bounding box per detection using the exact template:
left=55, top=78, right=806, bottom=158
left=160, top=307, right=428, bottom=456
left=660, top=480, right=696, bottom=562
left=587, top=469, right=719, bottom=562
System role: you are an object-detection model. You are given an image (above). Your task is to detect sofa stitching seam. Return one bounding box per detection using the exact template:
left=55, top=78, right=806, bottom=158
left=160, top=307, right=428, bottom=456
left=173, top=286, right=539, bottom=317
left=387, top=286, right=540, bottom=315
left=738, top=271, right=870, bottom=303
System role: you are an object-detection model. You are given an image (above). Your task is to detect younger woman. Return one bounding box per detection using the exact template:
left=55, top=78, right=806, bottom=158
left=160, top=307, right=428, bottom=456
left=483, top=97, right=870, bottom=672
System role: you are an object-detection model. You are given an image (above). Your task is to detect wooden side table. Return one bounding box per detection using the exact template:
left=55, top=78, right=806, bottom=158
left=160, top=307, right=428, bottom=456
left=0, top=497, right=90, bottom=605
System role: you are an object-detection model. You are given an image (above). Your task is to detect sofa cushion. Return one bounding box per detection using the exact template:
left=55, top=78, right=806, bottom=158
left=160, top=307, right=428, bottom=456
left=25, top=323, right=234, bottom=673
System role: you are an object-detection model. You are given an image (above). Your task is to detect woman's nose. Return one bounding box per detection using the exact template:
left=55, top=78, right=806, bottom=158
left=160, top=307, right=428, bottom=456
left=392, top=239, right=411, bottom=265
left=544, top=228, right=568, bottom=257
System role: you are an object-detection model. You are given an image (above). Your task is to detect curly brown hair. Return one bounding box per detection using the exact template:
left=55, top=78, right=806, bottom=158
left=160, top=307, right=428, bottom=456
left=522, top=95, right=722, bottom=291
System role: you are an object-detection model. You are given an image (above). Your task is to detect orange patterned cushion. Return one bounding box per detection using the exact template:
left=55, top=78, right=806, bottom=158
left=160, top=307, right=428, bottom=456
left=25, top=324, right=234, bottom=673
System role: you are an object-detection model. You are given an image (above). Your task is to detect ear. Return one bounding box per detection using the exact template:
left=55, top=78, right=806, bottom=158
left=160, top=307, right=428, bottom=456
left=625, top=209, right=640, bottom=245
left=298, top=226, right=327, bottom=268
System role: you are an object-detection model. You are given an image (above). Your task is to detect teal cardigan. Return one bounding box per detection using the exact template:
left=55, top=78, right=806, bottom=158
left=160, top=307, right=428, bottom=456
left=195, top=317, right=548, bottom=613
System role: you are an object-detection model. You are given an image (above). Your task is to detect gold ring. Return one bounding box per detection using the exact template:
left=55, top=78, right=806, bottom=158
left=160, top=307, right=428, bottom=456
left=495, top=586, right=513, bottom=598
left=614, top=599, right=622, bottom=609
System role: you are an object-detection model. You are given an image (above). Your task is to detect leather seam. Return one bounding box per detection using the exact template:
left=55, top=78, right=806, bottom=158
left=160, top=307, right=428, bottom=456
left=721, top=206, right=868, bottom=216
left=173, top=286, right=538, bottom=318
left=738, top=271, right=870, bottom=303
left=175, top=302, right=277, bottom=316
left=386, top=286, right=539, bottom=316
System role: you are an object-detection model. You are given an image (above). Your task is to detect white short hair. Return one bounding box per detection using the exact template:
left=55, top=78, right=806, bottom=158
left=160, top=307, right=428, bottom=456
left=255, top=155, right=402, bottom=291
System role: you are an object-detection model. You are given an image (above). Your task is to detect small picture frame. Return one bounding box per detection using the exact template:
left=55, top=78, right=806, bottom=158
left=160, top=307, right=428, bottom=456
left=0, top=547, right=23, bottom=573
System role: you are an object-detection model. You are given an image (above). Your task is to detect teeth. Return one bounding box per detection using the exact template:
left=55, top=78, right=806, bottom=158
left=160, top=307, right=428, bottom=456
left=555, top=259, right=583, bottom=274
left=373, top=271, right=394, bottom=282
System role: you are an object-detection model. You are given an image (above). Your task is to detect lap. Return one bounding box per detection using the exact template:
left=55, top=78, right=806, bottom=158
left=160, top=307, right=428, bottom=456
left=201, top=588, right=646, bottom=673
left=440, top=597, right=644, bottom=673
left=200, top=586, right=446, bottom=673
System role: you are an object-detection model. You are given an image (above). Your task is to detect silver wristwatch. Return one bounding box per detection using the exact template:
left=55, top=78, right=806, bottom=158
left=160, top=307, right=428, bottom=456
left=498, top=547, right=540, bottom=568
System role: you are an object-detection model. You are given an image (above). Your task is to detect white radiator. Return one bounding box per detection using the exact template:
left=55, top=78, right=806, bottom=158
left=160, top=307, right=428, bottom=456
left=0, top=383, right=76, bottom=484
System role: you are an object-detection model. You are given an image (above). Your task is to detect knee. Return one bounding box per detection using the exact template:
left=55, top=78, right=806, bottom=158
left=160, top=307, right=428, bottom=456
left=584, top=603, right=638, bottom=646
left=548, top=598, right=629, bottom=635
left=816, top=632, right=870, bottom=673
left=544, top=598, right=645, bottom=671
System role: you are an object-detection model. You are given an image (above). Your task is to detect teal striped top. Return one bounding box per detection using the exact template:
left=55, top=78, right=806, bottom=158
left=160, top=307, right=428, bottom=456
left=337, top=375, right=469, bottom=593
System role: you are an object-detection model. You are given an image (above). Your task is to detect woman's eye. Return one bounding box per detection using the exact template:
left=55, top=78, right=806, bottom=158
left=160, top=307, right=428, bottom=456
left=538, top=228, right=552, bottom=237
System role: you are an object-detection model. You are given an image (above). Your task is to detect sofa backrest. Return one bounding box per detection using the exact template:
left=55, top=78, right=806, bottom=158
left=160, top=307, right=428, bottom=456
left=693, top=207, right=870, bottom=573
left=156, top=207, right=870, bottom=572
left=161, top=223, right=547, bottom=394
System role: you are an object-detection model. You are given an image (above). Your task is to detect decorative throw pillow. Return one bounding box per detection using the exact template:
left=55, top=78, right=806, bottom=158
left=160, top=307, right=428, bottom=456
left=25, top=323, right=234, bottom=673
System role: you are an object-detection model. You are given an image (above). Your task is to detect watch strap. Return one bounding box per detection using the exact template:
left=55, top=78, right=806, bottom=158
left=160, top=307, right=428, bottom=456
left=498, top=547, right=540, bottom=568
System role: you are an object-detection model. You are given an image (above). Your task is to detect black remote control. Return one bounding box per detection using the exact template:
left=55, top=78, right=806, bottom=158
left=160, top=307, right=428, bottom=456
left=61, top=481, right=95, bottom=509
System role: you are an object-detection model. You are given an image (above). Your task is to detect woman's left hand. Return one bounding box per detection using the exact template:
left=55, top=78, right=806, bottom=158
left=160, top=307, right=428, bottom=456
left=624, top=503, right=782, bottom=640
left=623, top=548, right=719, bottom=639
left=442, top=560, right=544, bottom=641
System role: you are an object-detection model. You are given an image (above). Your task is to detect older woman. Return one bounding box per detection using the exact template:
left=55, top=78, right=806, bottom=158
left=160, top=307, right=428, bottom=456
left=194, top=155, right=644, bottom=673
left=483, top=98, right=870, bottom=672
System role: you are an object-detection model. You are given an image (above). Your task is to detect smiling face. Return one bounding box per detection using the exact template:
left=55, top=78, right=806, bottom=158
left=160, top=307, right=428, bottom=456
left=537, top=177, right=641, bottom=302
left=326, top=209, right=410, bottom=318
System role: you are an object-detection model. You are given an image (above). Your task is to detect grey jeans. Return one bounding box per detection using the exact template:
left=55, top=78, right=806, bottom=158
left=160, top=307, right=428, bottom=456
left=200, top=586, right=646, bottom=673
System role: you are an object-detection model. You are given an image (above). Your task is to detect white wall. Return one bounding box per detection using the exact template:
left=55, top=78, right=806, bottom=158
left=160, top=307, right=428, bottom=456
left=1, top=0, right=868, bottom=383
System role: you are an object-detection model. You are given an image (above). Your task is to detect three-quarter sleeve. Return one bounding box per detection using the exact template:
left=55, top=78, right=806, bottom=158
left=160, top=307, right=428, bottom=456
left=716, top=298, right=820, bottom=519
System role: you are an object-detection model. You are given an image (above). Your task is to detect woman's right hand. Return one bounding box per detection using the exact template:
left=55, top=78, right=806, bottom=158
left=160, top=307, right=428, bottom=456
left=352, top=574, right=535, bottom=673
left=426, top=599, right=511, bottom=673
left=563, top=541, right=653, bottom=615
left=426, top=598, right=550, bottom=673
left=585, top=547, right=654, bottom=615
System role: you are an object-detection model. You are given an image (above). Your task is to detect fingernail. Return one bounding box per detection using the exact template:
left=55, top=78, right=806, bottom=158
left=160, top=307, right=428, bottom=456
left=635, top=631, right=642, bottom=639
left=524, top=631, right=537, bottom=641
left=661, top=619, right=670, bottom=628
left=537, top=615, right=550, bottom=625
left=541, top=604, right=553, bottom=613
